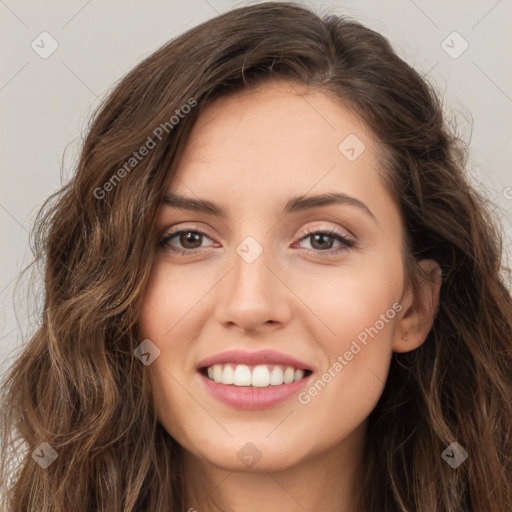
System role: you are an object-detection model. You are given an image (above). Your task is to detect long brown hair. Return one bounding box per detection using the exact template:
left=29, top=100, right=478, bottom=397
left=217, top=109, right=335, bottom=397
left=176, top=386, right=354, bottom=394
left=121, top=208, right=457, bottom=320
left=1, top=2, right=511, bottom=510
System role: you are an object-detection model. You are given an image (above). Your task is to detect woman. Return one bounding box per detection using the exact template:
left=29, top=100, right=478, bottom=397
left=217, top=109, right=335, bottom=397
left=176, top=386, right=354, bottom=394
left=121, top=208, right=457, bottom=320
left=1, top=2, right=511, bottom=511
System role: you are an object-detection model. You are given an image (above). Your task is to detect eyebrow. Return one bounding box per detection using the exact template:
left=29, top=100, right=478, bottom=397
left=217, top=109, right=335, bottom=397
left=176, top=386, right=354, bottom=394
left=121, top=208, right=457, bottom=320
left=163, top=191, right=376, bottom=221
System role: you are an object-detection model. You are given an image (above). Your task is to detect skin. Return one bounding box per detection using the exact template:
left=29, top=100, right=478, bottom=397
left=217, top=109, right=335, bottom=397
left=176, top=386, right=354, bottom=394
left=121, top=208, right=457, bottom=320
left=138, top=81, right=441, bottom=512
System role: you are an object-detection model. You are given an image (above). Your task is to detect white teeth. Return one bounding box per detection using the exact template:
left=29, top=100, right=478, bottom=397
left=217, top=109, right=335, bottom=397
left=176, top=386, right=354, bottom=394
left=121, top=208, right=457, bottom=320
left=213, top=364, right=222, bottom=383
left=251, top=365, right=270, bottom=387
left=233, top=364, right=252, bottom=386
left=294, top=369, right=305, bottom=382
left=206, top=363, right=308, bottom=387
left=221, top=364, right=234, bottom=385
left=283, top=367, right=295, bottom=384
left=270, top=366, right=284, bottom=385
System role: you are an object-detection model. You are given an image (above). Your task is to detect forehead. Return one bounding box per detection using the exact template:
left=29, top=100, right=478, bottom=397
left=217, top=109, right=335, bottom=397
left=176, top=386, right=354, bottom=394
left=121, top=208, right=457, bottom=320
left=169, top=81, right=394, bottom=219
left=180, top=81, right=379, bottom=163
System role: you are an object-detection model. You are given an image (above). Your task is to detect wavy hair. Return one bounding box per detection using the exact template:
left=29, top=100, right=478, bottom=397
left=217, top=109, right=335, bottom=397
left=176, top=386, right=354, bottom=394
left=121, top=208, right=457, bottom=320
left=1, top=2, right=511, bottom=510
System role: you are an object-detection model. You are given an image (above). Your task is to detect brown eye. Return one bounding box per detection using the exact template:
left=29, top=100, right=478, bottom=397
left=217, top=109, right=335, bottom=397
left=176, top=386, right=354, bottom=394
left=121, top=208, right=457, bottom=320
left=296, top=227, right=355, bottom=254
left=177, top=231, right=203, bottom=249
left=159, top=228, right=213, bottom=253
left=309, top=232, right=335, bottom=250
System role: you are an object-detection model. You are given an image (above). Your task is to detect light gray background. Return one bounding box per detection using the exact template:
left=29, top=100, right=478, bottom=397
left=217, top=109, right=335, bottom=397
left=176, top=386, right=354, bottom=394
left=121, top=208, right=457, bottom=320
left=1, top=0, right=511, bottom=381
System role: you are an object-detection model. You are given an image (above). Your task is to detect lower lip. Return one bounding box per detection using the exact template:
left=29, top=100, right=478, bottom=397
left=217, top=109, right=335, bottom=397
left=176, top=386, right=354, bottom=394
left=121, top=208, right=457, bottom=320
left=198, top=371, right=313, bottom=410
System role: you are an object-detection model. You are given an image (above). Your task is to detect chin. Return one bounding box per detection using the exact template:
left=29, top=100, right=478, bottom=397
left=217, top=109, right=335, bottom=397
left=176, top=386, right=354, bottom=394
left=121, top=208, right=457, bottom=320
left=186, top=435, right=306, bottom=473
left=211, top=450, right=301, bottom=473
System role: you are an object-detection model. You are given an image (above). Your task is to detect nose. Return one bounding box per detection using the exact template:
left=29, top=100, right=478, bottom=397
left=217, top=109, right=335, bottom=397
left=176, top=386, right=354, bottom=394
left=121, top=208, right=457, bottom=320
left=214, top=240, right=292, bottom=333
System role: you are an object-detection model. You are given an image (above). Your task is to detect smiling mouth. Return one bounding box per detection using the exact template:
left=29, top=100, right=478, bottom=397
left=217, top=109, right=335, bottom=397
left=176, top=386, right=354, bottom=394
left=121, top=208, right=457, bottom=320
left=200, top=363, right=313, bottom=387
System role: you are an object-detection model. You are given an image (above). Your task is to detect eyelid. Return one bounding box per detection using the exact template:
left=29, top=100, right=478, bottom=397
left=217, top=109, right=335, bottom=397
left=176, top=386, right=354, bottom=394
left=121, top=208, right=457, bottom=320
left=298, top=223, right=353, bottom=241
left=158, top=223, right=355, bottom=254
left=294, top=225, right=355, bottom=251
left=158, top=224, right=216, bottom=248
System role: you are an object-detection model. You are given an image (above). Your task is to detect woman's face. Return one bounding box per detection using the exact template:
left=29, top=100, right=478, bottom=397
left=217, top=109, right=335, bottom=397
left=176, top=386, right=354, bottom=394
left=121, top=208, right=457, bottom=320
left=138, top=81, right=412, bottom=472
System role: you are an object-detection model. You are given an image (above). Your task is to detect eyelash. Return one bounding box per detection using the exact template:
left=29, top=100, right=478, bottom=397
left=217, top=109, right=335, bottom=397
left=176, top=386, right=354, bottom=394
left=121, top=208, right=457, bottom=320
left=158, top=225, right=355, bottom=256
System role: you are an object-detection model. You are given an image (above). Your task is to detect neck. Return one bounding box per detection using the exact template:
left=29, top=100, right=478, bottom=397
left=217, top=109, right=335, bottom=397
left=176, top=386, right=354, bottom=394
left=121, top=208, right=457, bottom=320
left=182, top=422, right=367, bottom=512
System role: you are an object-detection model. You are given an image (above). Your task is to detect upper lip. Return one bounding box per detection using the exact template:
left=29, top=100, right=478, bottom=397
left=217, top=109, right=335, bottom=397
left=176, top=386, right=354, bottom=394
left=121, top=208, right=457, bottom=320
left=197, top=349, right=313, bottom=371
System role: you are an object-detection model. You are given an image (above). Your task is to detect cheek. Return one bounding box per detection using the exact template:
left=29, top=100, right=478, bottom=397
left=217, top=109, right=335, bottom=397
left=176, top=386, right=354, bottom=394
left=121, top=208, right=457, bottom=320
left=137, top=262, right=205, bottom=342
left=301, top=249, right=402, bottom=350
left=137, top=265, right=211, bottom=443
left=138, top=264, right=171, bottom=339
left=294, top=255, right=402, bottom=435
left=295, top=314, right=395, bottom=456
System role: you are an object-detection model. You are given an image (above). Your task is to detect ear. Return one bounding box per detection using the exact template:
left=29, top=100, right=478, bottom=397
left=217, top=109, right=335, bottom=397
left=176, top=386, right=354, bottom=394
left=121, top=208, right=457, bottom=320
left=393, top=259, right=442, bottom=353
